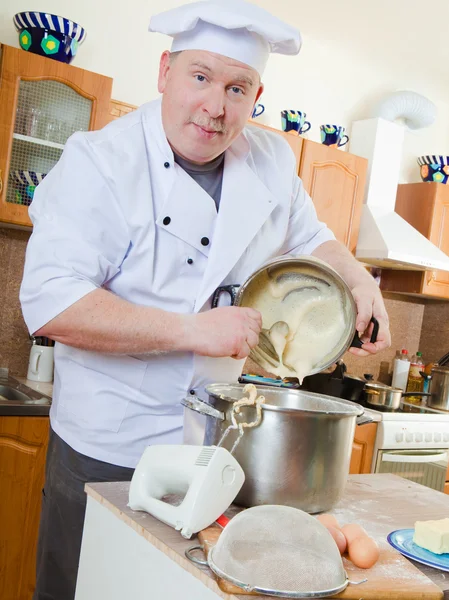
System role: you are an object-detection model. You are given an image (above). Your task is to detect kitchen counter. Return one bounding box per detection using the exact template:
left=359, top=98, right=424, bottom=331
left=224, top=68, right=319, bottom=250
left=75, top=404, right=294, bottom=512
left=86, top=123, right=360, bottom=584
left=0, top=374, right=51, bottom=416
left=75, top=474, right=449, bottom=599
left=15, top=376, right=53, bottom=398
left=363, top=406, right=382, bottom=422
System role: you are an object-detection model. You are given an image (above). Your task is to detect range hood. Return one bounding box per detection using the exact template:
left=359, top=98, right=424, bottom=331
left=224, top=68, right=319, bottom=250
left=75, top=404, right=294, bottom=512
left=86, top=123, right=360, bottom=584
left=350, top=118, right=449, bottom=272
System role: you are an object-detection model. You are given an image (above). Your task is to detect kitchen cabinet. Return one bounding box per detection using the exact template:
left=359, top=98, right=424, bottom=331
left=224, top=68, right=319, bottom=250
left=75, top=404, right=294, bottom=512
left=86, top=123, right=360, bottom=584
left=0, top=43, right=113, bottom=228
left=0, top=416, right=49, bottom=600
left=349, top=422, right=377, bottom=474
left=109, top=98, right=138, bottom=122
left=249, top=122, right=367, bottom=252
left=298, top=141, right=367, bottom=253
left=380, top=183, right=449, bottom=299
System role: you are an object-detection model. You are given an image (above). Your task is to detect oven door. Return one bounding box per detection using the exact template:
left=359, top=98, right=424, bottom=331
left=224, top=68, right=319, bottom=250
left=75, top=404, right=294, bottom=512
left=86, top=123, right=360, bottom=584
left=374, top=449, right=449, bottom=492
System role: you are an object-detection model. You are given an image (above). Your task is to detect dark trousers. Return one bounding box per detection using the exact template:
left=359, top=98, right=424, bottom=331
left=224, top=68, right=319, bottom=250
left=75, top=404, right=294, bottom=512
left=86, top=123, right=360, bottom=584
left=33, top=428, right=134, bottom=600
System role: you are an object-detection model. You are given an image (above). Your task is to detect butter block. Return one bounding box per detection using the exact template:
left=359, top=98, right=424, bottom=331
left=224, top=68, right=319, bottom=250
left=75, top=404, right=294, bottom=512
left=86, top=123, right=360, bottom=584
left=414, top=518, right=449, bottom=554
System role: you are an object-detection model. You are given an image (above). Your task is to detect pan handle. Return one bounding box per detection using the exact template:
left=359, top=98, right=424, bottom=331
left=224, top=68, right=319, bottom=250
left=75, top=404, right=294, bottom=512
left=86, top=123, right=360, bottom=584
left=211, top=285, right=240, bottom=308
left=181, top=396, right=225, bottom=420
left=350, top=317, right=379, bottom=349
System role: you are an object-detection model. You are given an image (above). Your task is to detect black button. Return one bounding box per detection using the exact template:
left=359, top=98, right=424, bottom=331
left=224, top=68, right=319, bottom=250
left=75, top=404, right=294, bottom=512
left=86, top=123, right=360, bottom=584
left=164, top=161, right=170, bottom=168
left=163, top=216, right=171, bottom=225
left=189, top=389, right=195, bottom=395
left=201, top=237, right=210, bottom=246
left=187, top=258, right=193, bottom=265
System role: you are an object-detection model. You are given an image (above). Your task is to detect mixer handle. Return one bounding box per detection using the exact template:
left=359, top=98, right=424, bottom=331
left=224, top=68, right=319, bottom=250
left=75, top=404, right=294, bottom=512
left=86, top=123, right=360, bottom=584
left=211, top=285, right=240, bottom=308
left=350, top=317, right=379, bottom=349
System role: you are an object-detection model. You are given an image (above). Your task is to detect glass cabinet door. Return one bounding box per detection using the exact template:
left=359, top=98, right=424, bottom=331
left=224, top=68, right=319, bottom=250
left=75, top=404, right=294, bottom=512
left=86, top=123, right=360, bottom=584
left=9, top=79, right=92, bottom=207
left=0, top=43, right=113, bottom=227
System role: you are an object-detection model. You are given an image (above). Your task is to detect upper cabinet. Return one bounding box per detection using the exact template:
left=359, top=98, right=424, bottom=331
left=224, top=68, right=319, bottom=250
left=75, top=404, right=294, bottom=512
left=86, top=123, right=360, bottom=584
left=298, top=141, right=367, bottom=254
left=249, top=121, right=368, bottom=252
left=109, top=99, right=137, bottom=122
left=380, top=183, right=449, bottom=299
left=0, top=43, right=112, bottom=228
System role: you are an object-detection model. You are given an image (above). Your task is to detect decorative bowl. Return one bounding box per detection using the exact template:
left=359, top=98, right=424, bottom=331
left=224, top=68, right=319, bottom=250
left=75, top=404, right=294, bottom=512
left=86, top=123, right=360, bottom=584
left=13, top=12, right=86, bottom=64
left=417, top=156, right=449, bottom=184
left=9, top=170, right=47, bottom=206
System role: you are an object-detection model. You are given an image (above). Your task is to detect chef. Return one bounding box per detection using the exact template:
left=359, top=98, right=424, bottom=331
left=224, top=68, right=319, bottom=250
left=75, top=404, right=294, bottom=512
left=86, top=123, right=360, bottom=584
left=20, top=0, right=390, bottom=598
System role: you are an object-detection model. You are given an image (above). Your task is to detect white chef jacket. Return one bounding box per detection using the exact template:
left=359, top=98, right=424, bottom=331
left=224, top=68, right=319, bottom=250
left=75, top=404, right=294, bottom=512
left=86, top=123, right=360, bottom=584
left=20, top=98, right=335, bottom=467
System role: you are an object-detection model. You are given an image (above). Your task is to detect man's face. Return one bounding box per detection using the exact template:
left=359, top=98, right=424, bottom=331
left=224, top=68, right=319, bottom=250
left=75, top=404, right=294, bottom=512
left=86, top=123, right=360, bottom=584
left=158, top=49, right=264, bottom=164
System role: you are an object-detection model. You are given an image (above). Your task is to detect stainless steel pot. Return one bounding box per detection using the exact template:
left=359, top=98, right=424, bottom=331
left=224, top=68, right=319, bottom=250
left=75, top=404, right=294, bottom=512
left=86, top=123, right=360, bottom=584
left=364, top=382, right=430, bottom=411
left=182, top=383, right=371, bottom=513
left=428, top=366, right=449, bottom=411
left=212, top=256, right=379, bottom=377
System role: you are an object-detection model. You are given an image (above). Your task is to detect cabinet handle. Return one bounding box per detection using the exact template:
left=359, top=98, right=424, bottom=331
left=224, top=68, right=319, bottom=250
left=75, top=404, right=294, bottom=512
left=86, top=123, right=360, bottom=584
left=427, top=271, right=437, bottom=285
left=0, top=170, right=3, bottom=194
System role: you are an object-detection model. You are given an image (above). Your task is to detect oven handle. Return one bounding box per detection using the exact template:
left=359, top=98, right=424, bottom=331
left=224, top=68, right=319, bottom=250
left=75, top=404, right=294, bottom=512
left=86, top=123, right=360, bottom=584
left=382, top=452, right=448, bottom=464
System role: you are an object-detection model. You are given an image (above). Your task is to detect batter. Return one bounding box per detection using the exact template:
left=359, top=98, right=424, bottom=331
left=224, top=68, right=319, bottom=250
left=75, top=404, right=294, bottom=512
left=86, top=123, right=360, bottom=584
left=244, top=265, right=348, bottom=382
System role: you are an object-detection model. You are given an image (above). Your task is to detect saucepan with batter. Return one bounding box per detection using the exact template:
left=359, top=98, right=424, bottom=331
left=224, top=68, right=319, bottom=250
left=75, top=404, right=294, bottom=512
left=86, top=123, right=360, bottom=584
left=212, top=256, right=378, bottom=383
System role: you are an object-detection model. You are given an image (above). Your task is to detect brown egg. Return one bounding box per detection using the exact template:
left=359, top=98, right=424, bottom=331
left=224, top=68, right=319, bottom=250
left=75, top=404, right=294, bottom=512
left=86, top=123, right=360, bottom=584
left=316, top=514, right=341, bottom=530
left=341, top=523, right=368, bottom=546
left=326, top=526, right=347, bottom=555
left=348, top=536, right=380, bottom=569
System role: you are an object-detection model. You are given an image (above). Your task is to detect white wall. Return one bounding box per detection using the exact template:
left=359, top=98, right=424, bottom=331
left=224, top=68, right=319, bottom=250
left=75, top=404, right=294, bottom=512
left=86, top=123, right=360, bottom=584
left=1, top=0, right=448, bottom=182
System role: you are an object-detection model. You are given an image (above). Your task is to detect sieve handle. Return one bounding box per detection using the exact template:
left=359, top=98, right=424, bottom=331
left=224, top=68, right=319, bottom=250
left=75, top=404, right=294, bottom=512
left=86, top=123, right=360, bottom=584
left=185, top=545, right=208, bottom=567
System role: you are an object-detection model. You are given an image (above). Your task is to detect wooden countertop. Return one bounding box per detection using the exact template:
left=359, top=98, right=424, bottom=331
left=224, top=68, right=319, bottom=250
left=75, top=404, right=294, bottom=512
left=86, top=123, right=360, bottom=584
left=86, top=474, right=449, bottom=598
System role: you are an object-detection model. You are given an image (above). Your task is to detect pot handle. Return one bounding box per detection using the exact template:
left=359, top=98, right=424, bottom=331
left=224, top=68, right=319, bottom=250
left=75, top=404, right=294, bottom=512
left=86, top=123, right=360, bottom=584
left=181, top=396, right=225, bottom=420
left=211, top=285, right=241, bottom=308
left=356, top=414, right=374, bottom=426
left=350, top=317, right=379, bottom=349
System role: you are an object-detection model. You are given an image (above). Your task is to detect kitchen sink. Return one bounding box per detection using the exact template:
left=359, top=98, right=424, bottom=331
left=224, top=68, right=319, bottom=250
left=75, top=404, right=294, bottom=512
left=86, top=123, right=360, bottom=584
left=0, top=385, right=34, bottom=403
left=0, top=376, right=51, bottom=416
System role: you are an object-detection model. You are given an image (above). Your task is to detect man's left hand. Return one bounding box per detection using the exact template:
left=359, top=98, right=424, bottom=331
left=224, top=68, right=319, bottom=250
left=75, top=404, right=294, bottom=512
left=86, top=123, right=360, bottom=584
left=349, top=281, right=391, bottom=357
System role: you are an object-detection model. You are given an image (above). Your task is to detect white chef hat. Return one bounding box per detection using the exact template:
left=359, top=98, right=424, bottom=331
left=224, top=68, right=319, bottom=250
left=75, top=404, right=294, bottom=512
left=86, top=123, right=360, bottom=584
left=149, top=0, right=301, bottom=76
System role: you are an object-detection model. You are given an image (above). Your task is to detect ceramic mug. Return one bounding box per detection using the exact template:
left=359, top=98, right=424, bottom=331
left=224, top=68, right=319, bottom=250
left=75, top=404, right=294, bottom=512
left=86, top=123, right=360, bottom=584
left=320, top=125, right=349, bottom=148
left=252, top=103, right=265, bottom=118
left=281, top=110, right=311, bottom=135
left=27, top=345, right=54, bottom=382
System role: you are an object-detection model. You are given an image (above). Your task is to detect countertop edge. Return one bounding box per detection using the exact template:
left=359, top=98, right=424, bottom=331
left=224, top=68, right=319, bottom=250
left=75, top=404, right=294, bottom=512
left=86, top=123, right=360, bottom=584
left=84, top=484, right=234, bottom=600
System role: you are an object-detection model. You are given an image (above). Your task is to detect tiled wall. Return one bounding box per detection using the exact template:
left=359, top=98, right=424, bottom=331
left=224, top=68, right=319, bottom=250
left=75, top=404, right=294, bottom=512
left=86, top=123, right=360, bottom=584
left=0, top=229, right=31, bottom=377
left=419, top=302, right=449, bottom=364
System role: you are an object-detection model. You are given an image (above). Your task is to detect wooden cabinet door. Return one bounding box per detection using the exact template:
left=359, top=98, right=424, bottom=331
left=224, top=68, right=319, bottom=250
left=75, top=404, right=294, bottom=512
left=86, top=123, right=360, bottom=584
left=349, top=422, right=377, bottom=474
left=0, top=43, right=112, bottom=228
left=381, top=183, right=449, bottom=299
left=0, top=416, right=49, bottom=600
left=298, top=141, right=367, bottom=253
left=421, top=184, right=449, bottom=297
left=109, top=99, right=138, bottom=122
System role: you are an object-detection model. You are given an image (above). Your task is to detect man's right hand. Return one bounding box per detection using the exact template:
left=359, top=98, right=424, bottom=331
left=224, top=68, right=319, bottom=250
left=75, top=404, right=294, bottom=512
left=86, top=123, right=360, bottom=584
left=184, top=306, right=262, bottom=359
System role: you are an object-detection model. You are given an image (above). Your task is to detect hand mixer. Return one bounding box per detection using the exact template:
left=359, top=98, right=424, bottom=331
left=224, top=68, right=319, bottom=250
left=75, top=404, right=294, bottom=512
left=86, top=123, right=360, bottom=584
left=128, top=385, right=264, bottom=539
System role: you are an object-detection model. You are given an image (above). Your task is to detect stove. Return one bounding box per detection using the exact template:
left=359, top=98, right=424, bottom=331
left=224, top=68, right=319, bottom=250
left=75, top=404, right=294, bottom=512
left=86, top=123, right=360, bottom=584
left=362, top=399, right=449, bottom=492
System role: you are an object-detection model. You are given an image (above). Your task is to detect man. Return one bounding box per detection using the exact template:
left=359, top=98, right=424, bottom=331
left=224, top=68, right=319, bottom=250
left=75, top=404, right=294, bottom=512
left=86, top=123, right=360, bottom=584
left=20, top=0, right=390, bottom=598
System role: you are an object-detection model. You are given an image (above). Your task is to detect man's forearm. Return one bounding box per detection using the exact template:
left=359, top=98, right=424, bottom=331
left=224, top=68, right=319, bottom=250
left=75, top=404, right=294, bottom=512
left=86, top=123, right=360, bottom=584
left=35, top=288, right=190, bottom=354
left=311, top=240, right=373, bottom=288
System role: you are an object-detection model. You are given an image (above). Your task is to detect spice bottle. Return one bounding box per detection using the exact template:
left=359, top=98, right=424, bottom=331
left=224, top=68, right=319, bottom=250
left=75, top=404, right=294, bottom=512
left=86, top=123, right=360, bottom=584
left=392, top=349, right=410, bottom=391
left=406, top=352, right=425, bottom=404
